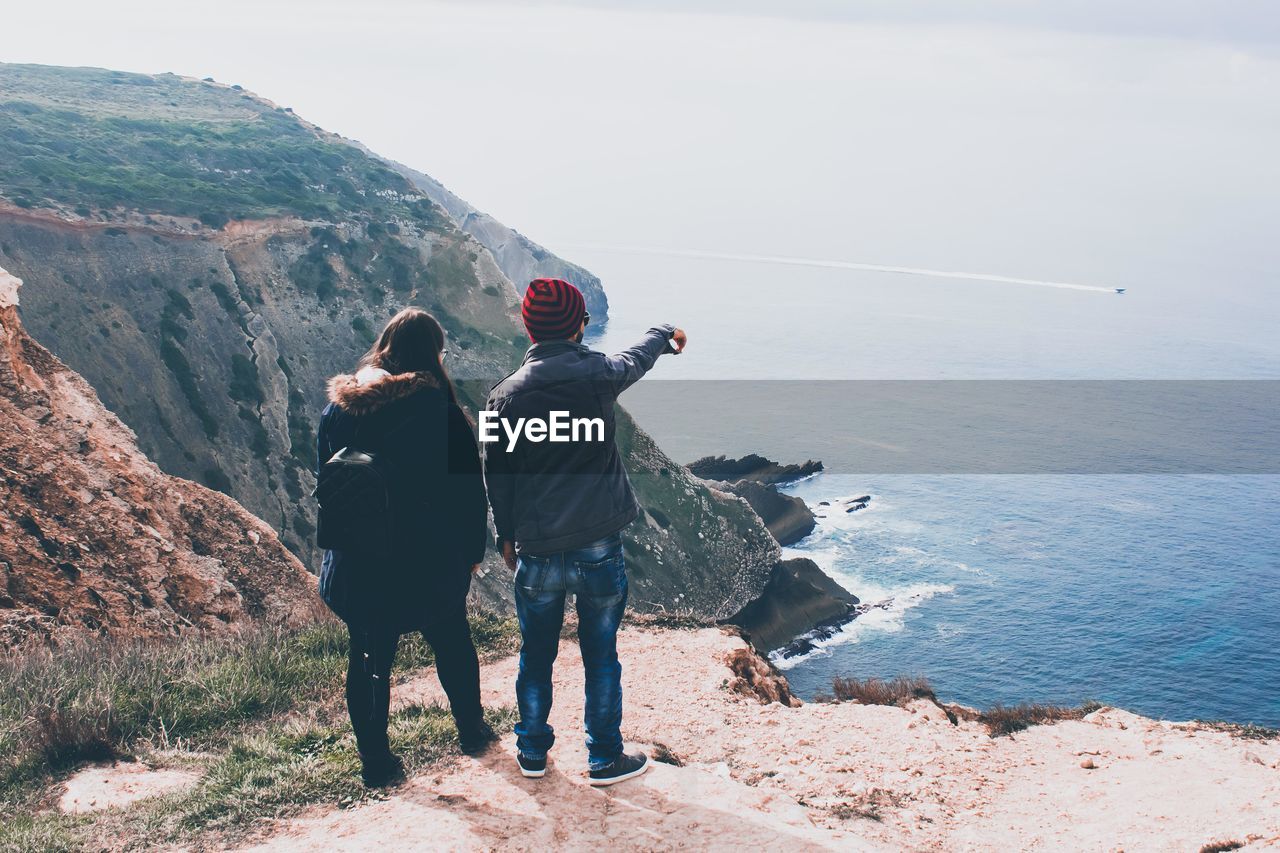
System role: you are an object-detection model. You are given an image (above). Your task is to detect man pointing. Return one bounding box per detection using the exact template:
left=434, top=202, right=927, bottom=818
left=482, top=278, right=685, bottom=785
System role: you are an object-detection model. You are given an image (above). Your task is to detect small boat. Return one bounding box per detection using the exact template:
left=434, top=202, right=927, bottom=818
left=1114, top=288, right=1126, bottom=294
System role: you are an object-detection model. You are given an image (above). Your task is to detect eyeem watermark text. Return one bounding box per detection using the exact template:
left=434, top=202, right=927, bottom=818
left=478, top=411, right=605, bottom=452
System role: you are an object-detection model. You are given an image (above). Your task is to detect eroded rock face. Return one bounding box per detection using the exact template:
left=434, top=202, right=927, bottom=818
left=727, top=558, right=860, bottom=654
left=712, top=478, right=816, bottom=546
left=0, top=266, right=325, bottom=645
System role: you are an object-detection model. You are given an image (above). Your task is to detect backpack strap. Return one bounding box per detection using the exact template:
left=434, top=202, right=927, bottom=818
left=350, top=407, right=379, bottom=454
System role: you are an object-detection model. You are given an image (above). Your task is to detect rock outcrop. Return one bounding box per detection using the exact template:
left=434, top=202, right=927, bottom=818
left=684, top=454, right=858, bottom=648
left=619, top=416, right=779, bottom=619
left=687, top=454, right=823, bottom=485
left=0, top=266, right=324, bottom=644
left=713, top=478, right=816, bottom=546
left=688, top=454, right=820, bottom=546
left=726, top=558, right=859, bottom=653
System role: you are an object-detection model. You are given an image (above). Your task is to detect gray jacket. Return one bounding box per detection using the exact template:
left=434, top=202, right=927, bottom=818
left=483, top=325, right=675, bottom=555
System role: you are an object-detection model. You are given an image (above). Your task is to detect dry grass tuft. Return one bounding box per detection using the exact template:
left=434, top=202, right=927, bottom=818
left=626, top=610, right=714, bottom=630
left=1179, top=721, right=1279, bottom=741
left=974, top=701, right=1103, bottom=738
left=823, top=674, right=1106, bottom=738
left=828, top=788, right=908, bottom=822
left=827, top=675, right=937, bottom=707
left=1199, top=841, right=1244, bottom=853
left=650, top=742, right=686, bottom=767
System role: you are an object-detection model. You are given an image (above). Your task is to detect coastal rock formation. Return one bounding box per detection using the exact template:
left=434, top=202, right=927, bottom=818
left=715, top=478, right=816, bottom=545
left=687, top=453, right=823, bottom=485
left=685, top=454, right=857, bottom=649
left=688, top=454, right=820, bottom=545
left=0, top=266, right=324, bottom=644
left=727, top=558, right=860, bottom=653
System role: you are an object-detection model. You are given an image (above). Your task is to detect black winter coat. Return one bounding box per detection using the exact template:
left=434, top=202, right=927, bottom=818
left=483, top=325, right=675, bottom=555
left=317, top=367, right=487, bottom=631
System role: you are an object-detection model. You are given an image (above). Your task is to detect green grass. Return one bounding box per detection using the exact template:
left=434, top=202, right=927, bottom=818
left=228, top=353, right=263, bottom=406
left=0, top=64, right=452, bottom=233
left=0, top=98, right=417, bottom=226
left=350, top=314, right=376, bottom=346
left=1, top=705, right=519, bottom=852
left=0, top=614, right=519, bottom=851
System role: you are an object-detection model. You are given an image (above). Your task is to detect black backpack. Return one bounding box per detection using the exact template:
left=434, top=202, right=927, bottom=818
left=314, top=442, right=396, bottom=555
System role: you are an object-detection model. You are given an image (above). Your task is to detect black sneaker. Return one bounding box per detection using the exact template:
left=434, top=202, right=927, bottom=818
left=359, top=751, right=405, bottom=788
left=588, top=751, right=649, bottom=787
left=516, top=752, right=547, bottom=778
left=458, top=720, right=499, bottom=756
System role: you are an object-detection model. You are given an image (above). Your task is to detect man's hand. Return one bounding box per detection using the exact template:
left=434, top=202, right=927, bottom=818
left=670, top=328, right=687, bottom=353
left=502, top=539, right=518, bottom=572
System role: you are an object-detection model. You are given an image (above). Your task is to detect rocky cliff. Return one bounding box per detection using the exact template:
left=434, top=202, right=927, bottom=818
left=0, top=266, right=324, bottom=644
left=0, top=62, right=775, bottom=621
left=709, top=477, right=816, bottom=546
left=386, top=159, right=609, bottom=321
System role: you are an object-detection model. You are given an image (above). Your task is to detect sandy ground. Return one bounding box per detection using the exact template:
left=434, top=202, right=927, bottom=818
left=240, top=627, right=1280, bottom=852
left=58, top=761, right=199, bottom=815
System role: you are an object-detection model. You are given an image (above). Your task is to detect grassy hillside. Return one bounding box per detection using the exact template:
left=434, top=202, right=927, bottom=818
left=0, top=616, right=519, bottom=851
left=0, top=65, right=442, bottom=228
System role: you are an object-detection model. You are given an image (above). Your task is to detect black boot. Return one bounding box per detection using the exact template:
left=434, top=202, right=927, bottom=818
left=359, top=750, right=405, bottom=787
left=457, top=717, right=499, bottom=756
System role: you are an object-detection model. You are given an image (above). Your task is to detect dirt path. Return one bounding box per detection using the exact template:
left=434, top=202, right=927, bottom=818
left=241, top=627, right=1280, bottom=851
left=58, top=762, right=199, bottom=815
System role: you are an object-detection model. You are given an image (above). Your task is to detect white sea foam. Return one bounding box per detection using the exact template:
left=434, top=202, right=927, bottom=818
left=773, top=492, right=957, bottom=669
left=770, top=578, right=953, bottom=670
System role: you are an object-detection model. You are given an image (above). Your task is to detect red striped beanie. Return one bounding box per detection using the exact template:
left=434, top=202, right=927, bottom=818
left=521, top=278, right=586, bottom=342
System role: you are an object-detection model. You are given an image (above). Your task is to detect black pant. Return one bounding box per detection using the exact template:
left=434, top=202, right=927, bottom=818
left=345, top=596, right=483, bottom=758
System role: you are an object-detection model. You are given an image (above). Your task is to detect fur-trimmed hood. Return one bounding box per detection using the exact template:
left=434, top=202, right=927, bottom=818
left=326, top=366, right=439, bottom=416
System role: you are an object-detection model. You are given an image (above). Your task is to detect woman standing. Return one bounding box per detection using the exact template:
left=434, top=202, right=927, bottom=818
left=317, top=308, right=496, bottom=787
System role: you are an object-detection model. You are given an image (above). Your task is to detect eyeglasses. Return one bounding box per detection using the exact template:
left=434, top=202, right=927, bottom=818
left=583, top=311, right=590, bottom=328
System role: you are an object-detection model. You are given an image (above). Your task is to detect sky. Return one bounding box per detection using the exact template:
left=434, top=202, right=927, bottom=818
left=4, top=1, right=1279, bottom=297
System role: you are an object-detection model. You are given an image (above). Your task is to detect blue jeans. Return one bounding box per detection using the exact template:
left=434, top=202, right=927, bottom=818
left=513, top=533, right=628, bottom=770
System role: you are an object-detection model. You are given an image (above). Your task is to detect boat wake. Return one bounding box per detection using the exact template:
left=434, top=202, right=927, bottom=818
left=566, top=242, right=1123, bottom=294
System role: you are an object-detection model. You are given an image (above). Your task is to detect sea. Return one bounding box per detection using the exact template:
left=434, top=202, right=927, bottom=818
left=580, top=250, right=1280, bottom=728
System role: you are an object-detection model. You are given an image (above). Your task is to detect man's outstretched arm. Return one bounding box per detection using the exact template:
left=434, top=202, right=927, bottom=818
left=602, top=324, right=684, bottom=394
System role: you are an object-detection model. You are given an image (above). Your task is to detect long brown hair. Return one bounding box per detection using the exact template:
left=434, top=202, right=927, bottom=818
left=359, top=308, right=460, bottom=407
